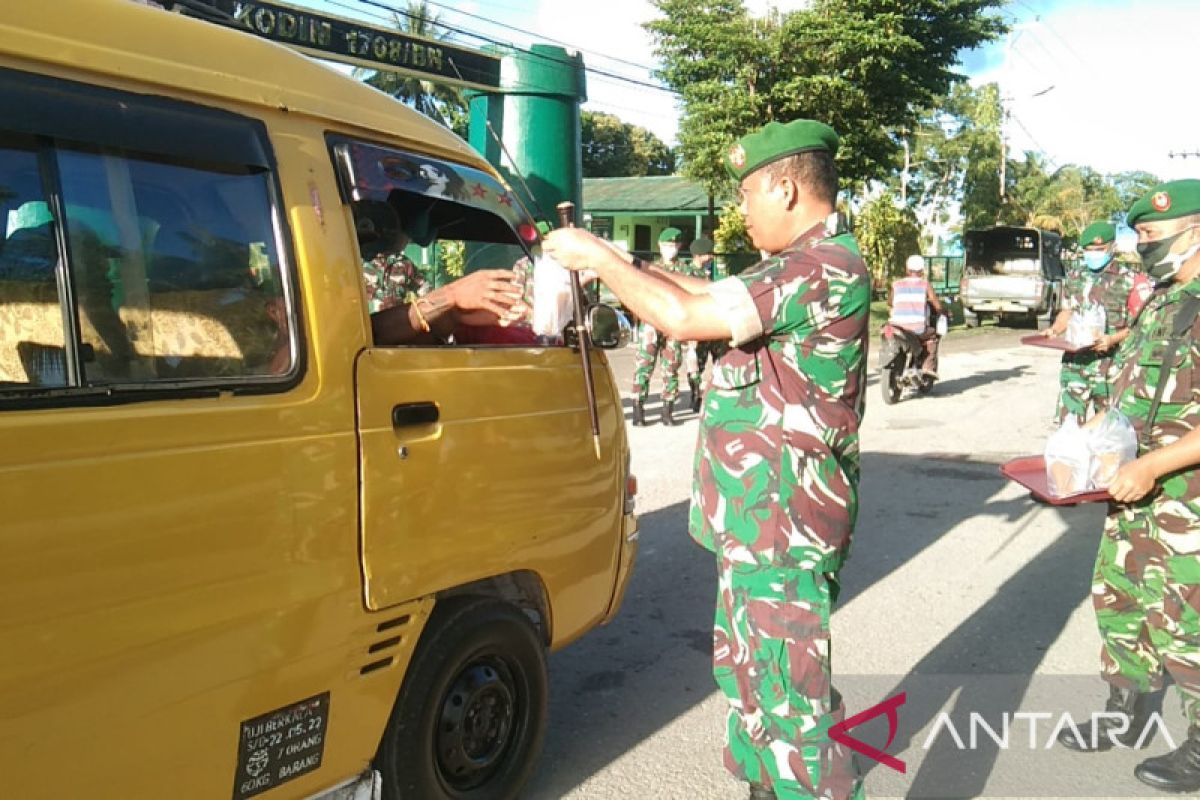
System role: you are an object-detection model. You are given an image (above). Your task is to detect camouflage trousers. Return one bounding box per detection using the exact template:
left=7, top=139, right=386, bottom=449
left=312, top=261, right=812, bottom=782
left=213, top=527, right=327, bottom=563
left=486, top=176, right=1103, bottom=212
left=1093, top=502, right=1200, bottom=723
left=714, top=562, right=864, bottom=799
left=1056, top=353, right=1112, bottom=423
left=684, top=340, right=720, bottom=383
left=632, top=322, right=682, bottom=402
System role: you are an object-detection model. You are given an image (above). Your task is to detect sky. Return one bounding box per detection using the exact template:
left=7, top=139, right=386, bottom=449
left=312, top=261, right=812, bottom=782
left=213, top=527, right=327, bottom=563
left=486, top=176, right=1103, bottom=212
left=308, top=0, right=1200, bottom=184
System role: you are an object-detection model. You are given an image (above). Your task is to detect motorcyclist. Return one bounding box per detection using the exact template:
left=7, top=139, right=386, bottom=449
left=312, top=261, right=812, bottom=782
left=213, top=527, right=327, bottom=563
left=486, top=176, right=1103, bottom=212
left=888, top=254, right=945, bottom=376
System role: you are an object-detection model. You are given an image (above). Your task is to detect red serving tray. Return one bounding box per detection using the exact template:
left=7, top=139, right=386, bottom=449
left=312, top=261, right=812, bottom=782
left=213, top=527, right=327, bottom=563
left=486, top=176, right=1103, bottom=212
left=1020, top=334, right=1093, bottom=354
left=1000, top=455, right=1112, bottom=505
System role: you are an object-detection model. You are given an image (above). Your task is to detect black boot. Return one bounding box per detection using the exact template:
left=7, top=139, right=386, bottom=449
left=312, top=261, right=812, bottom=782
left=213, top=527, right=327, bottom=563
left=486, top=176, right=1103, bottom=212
left=631, top=399, right=645, bottom=426
left=1135, top=725, right=1200, bottom=792
left=689, top=376, right=702, bottom=413
left=662, top=400, right=678, bottom=426
left=747, top=784, right=774, bottom=800
left=1058, top=686, right=1155, bottom=752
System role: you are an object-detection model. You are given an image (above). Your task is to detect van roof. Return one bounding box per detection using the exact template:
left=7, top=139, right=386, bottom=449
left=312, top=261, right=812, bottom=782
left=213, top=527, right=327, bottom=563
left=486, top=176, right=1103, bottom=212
left=0, top=0, right=488, bottom=173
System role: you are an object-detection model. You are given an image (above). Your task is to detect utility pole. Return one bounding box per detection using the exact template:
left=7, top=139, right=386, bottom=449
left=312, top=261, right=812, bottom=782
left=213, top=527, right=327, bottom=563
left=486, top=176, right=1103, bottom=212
left=901, top=135, right=910, bottom=205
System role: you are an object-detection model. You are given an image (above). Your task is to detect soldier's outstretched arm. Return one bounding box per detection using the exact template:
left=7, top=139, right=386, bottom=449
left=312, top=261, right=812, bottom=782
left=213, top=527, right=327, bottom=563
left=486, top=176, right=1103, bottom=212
left=544, top=228, right=734, bottom=342
left=646, top=266, right=711, bottom=294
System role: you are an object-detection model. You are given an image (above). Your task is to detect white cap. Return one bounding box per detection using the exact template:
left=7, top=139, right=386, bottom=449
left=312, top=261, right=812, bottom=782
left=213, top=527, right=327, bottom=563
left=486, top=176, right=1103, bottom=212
left=905, top=254, right=926, bottom=273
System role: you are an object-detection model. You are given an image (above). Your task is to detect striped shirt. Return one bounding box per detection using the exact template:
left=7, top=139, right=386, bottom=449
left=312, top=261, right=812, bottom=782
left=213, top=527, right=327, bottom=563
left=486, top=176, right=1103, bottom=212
left=890, top=277, right=929, bottom=333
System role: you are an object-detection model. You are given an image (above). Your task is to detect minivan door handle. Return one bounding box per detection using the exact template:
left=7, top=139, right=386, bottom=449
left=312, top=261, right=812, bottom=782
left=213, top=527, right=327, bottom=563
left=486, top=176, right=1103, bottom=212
left=392, top=401, right=440, bottom=428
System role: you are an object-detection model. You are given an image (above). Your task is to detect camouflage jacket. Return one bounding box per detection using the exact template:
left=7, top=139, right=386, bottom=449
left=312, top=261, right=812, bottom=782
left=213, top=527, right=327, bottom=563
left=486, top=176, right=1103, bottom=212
left=363, top=253, right=428, bottom=314
left=1062, top=262, right=1139, bottom=333
left=690, top=222, right=871, bottom=571
left=1111, top=277, right=1200, bottom=512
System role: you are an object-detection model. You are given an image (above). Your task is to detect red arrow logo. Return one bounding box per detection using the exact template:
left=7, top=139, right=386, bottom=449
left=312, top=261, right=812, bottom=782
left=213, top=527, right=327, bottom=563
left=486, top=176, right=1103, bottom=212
left=829, top=692, right=907, bottom=773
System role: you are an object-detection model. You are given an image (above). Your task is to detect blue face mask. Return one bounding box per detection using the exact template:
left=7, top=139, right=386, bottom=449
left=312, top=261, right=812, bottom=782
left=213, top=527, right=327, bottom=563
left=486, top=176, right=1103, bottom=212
left=1083, top=250, right=1113, bottom=271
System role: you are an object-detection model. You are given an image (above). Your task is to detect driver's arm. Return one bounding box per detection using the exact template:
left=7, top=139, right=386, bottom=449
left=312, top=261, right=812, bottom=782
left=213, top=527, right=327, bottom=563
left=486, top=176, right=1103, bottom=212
left=925, top=283, right=945, bottom=316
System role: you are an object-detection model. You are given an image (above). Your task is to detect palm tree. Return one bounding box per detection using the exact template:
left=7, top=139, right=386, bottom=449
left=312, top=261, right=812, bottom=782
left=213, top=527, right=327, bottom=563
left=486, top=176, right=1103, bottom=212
left=354, top=2, right=468, bottom=136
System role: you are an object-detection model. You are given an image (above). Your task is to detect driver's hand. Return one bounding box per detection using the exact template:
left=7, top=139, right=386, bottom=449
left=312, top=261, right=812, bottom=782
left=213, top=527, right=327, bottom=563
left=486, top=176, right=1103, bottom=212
left=447, top=269, right=527, bottom=324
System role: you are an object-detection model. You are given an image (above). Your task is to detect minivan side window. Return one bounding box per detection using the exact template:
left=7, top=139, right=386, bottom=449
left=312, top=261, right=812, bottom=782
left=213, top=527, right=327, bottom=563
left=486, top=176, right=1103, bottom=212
left=0, top=71, right=298, bottom=400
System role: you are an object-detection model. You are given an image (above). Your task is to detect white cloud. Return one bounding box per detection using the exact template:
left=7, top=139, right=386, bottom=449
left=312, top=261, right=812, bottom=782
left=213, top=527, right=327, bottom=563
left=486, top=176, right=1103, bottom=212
left=972, top=5, right=1200, bottom=182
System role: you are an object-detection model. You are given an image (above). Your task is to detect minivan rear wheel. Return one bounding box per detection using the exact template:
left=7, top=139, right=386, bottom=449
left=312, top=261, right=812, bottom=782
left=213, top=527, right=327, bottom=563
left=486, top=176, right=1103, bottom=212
left=375, top=596, right=548, bottom=800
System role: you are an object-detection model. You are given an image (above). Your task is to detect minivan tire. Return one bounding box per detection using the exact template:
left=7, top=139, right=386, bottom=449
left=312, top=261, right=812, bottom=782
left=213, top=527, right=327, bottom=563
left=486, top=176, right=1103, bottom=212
left=375, top=596, right=548, bottom=800
left=963, top=310, right=980, bottom=328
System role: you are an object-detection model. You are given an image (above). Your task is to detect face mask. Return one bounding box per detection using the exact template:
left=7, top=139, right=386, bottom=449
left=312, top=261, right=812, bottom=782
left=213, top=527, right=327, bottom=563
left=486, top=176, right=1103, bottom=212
left=1083, top=250, right=1113, bottom=271
left=1138, top=225, right=1200, bottom=283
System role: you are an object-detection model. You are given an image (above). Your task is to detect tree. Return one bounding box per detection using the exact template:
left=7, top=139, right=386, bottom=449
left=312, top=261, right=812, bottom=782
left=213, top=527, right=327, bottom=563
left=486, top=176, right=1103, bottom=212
left=645, top=0, right=1007, bottom=197
left=1109, top=170, right=1162, bottom=212
left=354, top=2, right=467, bottom=137
left=855, top=194, right=921, bottom=288
left=1000, top=158, right=1124, bottom=242
left=581, top=112, right=676, bottom=177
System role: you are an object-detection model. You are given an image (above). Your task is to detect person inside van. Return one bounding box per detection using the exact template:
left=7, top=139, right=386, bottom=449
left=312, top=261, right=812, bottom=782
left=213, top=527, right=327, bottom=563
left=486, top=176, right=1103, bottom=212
left=353, top=200, right=529, bottom=346
left=888, top=254, right=945, bottom=376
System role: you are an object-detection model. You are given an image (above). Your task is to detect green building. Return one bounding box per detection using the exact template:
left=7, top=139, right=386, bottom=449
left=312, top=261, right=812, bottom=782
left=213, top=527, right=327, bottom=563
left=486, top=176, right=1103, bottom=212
left=582, top=175, right=712, bottom=258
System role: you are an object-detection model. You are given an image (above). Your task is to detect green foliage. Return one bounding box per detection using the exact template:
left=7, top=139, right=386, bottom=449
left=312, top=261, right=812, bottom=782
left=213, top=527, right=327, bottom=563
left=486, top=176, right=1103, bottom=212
left=855, top=194, right=921, bottom=288
left=644, top=0, right=1007, bottom=197
left=581, top=111, right=676, bottom=177
left=1000, top=157, right=1134, bottom=242
left=354, top=2, right=467, bottom=137
left=437, top=240, right=464, bottom=279
left=713, top=204, right=750, bottom=253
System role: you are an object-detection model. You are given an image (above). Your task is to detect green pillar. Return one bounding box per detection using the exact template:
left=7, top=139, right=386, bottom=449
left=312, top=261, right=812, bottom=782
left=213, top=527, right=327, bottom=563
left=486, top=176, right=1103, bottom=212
left=468, top=44, right=587, bottom=226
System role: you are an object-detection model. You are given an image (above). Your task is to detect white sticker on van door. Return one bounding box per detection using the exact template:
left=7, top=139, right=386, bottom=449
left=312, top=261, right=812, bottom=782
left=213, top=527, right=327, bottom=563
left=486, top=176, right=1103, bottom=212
left=232, top=692, right=330, bottom=800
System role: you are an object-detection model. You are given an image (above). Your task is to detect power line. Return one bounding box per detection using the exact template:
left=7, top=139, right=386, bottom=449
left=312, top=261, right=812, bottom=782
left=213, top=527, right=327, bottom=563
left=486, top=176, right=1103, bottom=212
left=345, top=0, right=678, bottom=94
left=417, top=0, right=662, bottom=74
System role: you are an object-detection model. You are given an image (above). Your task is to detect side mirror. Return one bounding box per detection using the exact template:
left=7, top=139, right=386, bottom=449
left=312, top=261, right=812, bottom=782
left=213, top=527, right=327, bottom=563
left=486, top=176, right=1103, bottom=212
left=563, top=304, right=631, bottom=350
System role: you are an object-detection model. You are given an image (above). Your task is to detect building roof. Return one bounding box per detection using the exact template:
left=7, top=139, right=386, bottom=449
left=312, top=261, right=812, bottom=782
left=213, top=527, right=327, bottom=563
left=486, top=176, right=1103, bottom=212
left=583, top=176, right=710, bottom=214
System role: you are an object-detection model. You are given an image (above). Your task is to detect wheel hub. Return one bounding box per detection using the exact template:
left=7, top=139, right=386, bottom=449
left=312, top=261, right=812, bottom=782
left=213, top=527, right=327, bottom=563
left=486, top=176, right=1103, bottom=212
left=436, top=658, right=517, bottom=791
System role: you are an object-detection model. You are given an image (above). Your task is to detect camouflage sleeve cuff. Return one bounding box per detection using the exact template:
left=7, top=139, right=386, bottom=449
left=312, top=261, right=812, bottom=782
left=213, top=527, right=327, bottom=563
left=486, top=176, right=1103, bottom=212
left=707, top=276, right=763, bottom=347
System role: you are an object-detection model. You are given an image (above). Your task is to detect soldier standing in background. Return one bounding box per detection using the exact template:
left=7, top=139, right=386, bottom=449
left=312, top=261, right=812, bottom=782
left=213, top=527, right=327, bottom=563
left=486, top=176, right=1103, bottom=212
left=1042, top=220, right=1143, bottom=422
left=630, top=227, right=686, bottom=425
left=544, top=118, right=870, bottom=800
left=683, top=235, right=722, bottom=412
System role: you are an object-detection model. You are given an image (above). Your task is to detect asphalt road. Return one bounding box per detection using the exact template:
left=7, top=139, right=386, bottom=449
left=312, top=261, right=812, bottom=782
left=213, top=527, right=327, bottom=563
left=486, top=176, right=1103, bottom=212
left=522, top=326, right=1188, bottom=800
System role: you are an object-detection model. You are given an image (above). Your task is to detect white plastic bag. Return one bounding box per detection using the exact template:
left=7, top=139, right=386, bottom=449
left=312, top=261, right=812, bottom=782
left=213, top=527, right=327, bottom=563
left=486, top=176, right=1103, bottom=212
left=1083, top=410, right=1138, bottom=489
left=531, top=254, right=574, bottom=338
left=1044, top=417, right=1092, bottom=496
left=1066, top=304, right=1106, bottom=348
left=935, top=314, right=948, bottom=336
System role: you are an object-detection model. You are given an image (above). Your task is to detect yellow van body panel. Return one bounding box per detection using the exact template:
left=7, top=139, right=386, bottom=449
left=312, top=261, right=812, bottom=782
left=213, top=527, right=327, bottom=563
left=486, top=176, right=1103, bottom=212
left=0, top=2, right=636, bottom=798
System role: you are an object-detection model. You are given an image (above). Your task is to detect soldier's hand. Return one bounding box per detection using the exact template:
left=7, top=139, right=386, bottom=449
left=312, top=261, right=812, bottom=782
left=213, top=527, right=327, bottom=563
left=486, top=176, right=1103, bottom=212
left=1093, top=334, right=1113, bottom=353
left=1109, top=458, right=1157, bottom=503
left=543, top=228, right=621, bottom=272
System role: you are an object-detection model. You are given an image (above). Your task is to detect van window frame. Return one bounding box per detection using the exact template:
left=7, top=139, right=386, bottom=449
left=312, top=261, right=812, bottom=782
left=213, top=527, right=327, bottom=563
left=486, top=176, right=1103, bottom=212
left=0, top=69, right=306, bottom=410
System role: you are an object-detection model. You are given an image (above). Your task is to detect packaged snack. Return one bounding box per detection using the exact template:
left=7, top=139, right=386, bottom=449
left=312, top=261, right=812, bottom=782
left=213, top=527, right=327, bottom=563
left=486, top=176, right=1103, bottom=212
left=1083, top=410, right=1138, bottom=488
left=1066, top=304, right=1106, bottom=349
left=1045, top=417, right=1091, bottom=496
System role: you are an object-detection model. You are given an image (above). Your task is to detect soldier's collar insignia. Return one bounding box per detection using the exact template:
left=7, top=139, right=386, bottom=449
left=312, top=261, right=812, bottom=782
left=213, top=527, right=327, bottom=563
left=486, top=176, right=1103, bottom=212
left=1153, top=191, right=1172, bottom=213
left=729, top=144, right=746, bottom=169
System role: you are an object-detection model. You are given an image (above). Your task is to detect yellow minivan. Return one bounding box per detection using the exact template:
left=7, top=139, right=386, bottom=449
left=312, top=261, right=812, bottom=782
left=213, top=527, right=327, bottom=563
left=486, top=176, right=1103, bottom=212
left=0, top=2, right=637, bottom=799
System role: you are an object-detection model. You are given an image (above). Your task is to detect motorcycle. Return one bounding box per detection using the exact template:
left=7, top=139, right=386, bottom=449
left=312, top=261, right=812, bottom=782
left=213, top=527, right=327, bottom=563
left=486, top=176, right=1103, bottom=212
left=879, top=320, right=942, bottom=404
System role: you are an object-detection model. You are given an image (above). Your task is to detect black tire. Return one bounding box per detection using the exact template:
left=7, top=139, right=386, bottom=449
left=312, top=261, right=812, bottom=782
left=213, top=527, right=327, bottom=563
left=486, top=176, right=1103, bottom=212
left=963, top=311, right=980, bottom=329
left=375, top=597, right=548, bottom=800
left=881, top=364, right=901, bottom=405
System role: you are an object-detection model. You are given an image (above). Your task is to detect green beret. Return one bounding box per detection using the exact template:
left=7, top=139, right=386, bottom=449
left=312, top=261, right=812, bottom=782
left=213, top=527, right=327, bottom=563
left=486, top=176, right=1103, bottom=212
left=1079, top=221, right=1116, bottom=247
left=690, top=236, right=714, bottom=255
left=724, top=119, right=839, bottom=182
left=658, top=227, right=682, bottom=244
left=1127, top=179, right=1200, bottom=226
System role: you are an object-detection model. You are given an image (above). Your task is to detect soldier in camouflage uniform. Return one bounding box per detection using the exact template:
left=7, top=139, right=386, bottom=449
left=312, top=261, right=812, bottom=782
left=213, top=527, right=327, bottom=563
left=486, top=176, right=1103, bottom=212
left=683, top=236, right=724, bottom=412
left=1043, top=220, right=1143, bottom=422
left=544, top=119, right=869, bottom=800
left=631, top=227, right=686, bottom=426
left=1058, top=180, right=1200, bottom=794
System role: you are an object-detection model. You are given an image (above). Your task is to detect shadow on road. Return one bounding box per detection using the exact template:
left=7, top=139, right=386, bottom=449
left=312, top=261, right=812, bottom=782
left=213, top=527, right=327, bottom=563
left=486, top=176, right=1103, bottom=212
left=526, top=449, right=1074, bottom=797
left=932, top=365, right=1031, bottom=397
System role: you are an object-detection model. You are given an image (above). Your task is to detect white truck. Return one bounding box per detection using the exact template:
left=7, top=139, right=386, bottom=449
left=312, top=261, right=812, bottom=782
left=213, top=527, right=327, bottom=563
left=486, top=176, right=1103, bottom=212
left=959, top=226, right=1065, bottom=328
